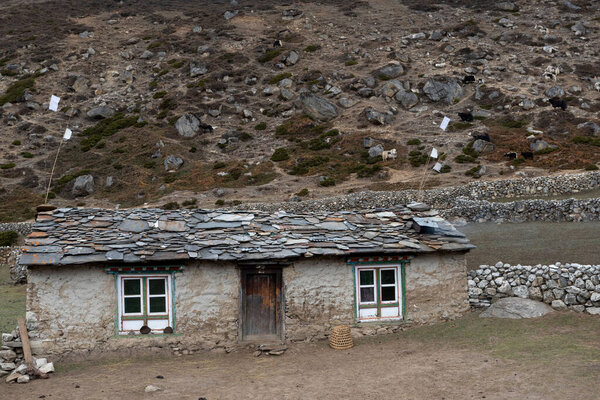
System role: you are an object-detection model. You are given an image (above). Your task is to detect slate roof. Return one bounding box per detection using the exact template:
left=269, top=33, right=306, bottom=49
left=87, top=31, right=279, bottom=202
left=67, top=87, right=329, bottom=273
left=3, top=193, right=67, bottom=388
left=20, top=207, right=474, bottom=266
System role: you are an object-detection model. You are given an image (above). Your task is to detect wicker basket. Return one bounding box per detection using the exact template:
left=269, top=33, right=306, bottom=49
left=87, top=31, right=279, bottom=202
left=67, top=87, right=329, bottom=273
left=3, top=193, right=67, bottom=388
left=329, top=325, right=354, bottom=350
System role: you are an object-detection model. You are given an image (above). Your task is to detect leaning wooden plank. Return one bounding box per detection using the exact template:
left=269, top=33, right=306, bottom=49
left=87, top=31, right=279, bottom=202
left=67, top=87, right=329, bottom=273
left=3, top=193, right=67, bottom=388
left=17, top=317, right=48, bottom=379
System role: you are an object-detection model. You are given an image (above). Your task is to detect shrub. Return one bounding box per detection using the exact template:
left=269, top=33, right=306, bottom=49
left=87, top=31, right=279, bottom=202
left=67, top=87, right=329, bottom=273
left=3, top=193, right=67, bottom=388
left=271, top=148, right=290, bottom=162
left=11, top=140, right=21, bottom=146
left=304, top=44, right=320, bottom=52
left=0, top=163, right=16, bottom=169
left=535, top=147, right=558, bottom=155
left=182, top=198, right=197, bottom=207
left=465, top=165, right=482, bottom=178
left=408, top=151, right=428, bottom=167
left=159, top=98, right=176, bottom=110
left=268, top=72, right=292, bottom=84
left=215, top=199, right=225, bottom=206
left=258, top=49, right=284, bottom=63
left=0, top=230, right=18, bottom=246
left=289, top=156, right=329, bottom=175
left=407, top=139, right=421, bottom=146
left=143, top=161, right=156, bottom=169
left=440, top=164, right=451, bottom=173
left=153, top=90, right=167, bottom=99
left=0, top=76, right=35, bottom=106
left=319, top=177, right=336, bottom=187
left=213, top=161, right=227, bottom=169
left=573, top=136, right=600, bottom=146
left=254, top=122, right=267, bottom=131
left=349, top=163, right=382, bottom=178
left=345, top=60, right=357, bottom=66
left=163, top=202, right=179, bottom=210
left=297, top=188, right=309, bottom=197
left=585, top=164, right=599, bottom=171
left=240, top=132, right=253, bottom=141
left=147, top=41, right=163, bottom=49
left=80, top=113, right=140, bottom=152
left=21, top=152, right=33, bottom=158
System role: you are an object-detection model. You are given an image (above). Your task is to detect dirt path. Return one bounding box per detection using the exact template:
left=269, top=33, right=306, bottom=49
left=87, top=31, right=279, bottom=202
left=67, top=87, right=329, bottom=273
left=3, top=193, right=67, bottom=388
left=3, top=326, right=598, bottom=400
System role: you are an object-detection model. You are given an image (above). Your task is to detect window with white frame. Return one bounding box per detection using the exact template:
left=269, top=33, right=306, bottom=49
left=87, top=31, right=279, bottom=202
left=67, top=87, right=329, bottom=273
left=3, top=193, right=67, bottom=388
left=355, top=266, right=402, bottom=321
left=117, top=275, right=173, bottom=334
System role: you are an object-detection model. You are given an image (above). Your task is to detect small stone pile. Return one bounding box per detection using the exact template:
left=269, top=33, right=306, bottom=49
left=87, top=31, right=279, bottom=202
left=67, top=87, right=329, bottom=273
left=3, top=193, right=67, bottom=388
left=1, top=329, right=54, bottom=384
left=468, top=262, right=600, bottom=314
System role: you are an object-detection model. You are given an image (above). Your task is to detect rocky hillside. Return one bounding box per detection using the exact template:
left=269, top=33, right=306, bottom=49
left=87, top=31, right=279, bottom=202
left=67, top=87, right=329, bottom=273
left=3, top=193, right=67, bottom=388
left=1, top=0, right=599, bottom=221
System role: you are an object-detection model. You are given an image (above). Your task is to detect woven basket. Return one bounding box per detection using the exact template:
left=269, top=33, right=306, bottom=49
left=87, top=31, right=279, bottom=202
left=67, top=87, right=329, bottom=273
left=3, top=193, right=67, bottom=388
left=329, top=325, right=353, bottom=350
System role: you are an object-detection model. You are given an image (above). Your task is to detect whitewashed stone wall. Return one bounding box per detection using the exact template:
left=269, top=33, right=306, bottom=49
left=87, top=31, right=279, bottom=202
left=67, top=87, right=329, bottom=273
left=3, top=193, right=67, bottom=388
left=468, top=262, right=600, bottom=315
left=26, top=253, right=469, bottom=358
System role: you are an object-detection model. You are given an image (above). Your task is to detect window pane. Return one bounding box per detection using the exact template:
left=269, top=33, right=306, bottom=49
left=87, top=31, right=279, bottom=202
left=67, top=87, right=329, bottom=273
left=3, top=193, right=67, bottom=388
left=360, top=287, right=375, bottom=303
left=381, top=269, right=396, bottom=285
left=359, top=270, right=374, bottom=285
left=149, top=297, right=166, bottom=313
left=124, top=297, right=141, bottom=313
left=123, top=279, right=141, bottom=295
left=381, top=286, right=396, bottom=302
left=148, top=278, right=166, bottom=295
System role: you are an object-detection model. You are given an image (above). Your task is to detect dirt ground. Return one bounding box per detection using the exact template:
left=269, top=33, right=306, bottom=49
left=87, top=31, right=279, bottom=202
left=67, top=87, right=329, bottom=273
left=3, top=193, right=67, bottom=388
left=2, top=312, right=599, bottom=399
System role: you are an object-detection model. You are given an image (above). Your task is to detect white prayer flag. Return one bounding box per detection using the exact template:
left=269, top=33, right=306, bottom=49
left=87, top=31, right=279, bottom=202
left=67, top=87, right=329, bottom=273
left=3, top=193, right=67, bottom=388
left=49, top=95, right=60, bottom=112
left=433, top=162, right=443, bottom=173
left=430, top=148, right=438, bottom=159
left=440, top=116, right=450, bottom=131
left=63, top=128, right=72, bottom=140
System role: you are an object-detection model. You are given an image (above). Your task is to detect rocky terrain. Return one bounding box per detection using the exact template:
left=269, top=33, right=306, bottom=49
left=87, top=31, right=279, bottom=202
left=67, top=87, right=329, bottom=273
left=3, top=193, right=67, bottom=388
left=1, top=0, right=600, bottom=221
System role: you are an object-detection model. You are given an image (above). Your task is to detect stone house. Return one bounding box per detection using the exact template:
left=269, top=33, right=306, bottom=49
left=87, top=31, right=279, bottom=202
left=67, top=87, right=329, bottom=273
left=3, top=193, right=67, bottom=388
left=20, top=206, right=473, bottom=356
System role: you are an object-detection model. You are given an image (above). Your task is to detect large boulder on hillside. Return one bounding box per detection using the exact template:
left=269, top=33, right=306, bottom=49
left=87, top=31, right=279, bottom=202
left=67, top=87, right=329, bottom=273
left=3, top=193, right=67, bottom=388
left=299, top=92, right=338, bottom=121
left=480, top=297, right=554, bottom=319
left=423, top=77, right=464, bottom=104
left=175, top=114, right=200, bottom=138
left=87, top=106, right=115, bottom=119
left=373, top=62, right=404, bottom=80
left=72, top=174, right=94, bottom=197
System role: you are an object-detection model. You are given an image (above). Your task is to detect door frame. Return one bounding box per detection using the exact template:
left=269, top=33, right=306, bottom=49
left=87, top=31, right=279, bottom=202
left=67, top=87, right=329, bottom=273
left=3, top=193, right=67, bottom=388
left=238, top=265, right=285, bottom=342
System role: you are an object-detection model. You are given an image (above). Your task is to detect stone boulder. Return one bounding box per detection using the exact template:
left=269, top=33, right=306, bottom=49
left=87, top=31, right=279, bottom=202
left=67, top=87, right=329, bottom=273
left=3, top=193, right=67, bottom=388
left=299, top=92, right=338, bottom=121
left=473, top=139, right=495, bottom=154
left=480, top=297, right=554, bottom=319
left=395, top=89, right=419, bottom=109
left=175, top=114, right=200, bottom=138
left=422, top=77, right=464, bottom=104
left=164, top=155, right=184, bottom=171
left=87, top=106, right=115, bottom=119
left=72, top=174, right=94, bottom=197
left=364, top=107, right=392, bottom=125
left=373, top=63, right=404, bottom=80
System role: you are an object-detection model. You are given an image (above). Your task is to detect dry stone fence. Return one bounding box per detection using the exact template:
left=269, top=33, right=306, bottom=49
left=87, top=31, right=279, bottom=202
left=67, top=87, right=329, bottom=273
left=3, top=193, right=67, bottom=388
left=468, top=262, right=600, bottom=315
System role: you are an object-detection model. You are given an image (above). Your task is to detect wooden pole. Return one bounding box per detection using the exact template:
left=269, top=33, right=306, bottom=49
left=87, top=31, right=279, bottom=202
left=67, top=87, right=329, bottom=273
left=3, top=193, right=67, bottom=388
left=417, top=156, right=432, bottom=202
left=44, top=136, right=64, bottom=203
left=17, top=317, right=47, bottom=378
left=17, top=317, right=33, bottom=367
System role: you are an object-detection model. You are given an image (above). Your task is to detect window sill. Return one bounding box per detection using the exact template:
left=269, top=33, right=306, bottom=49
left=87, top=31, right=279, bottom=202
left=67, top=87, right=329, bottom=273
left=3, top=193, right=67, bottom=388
left=113, top=333, right=182, bottom=339
left=353, top=319, right=412, bottom=327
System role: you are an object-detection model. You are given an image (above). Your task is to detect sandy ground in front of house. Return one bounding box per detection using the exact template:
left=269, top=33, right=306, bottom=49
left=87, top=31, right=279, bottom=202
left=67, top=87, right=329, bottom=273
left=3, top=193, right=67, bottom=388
left=3, top=312, right=600, bottom=400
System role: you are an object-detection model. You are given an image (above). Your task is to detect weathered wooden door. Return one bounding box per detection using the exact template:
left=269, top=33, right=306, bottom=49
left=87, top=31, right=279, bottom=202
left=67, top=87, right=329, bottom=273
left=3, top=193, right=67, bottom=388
left=241, top=268, right=282, bottom=341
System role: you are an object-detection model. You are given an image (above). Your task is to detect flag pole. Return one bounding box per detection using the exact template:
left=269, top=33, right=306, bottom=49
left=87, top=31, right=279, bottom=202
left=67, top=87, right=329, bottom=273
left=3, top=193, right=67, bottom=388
left=417, top=155, right=431, bottom=202
left=44, top=136, right=65, bottom=203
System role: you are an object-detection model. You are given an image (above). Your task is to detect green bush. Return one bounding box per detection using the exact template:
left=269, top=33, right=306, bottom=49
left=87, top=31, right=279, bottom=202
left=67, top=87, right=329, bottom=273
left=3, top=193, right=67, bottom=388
left=240, top=132, right=253, bottom=141
left=215, top=199, right=225, bottom=206
left=0, top=163, right=16, bottom=169
left=304, top=44, right=320, bottom=52
left=319, top=177, right=336, bottom=187
left=465, top=165, right=482, bottom=178
left=345, top=60, right=358, bottom=66
left=297, top=188, right=309, bottom=197
left=11, top=140, right=21, bottom=146
left=258, top=49, right=284, bottom=63
left=573, top=136, right=600, bottom=146
left=0, top=76, right=35, bottom=106
left=407, top=139, right=421, bottom=146
left=153, top=90, right=167, bottom=99
left=349, top=163, right=382, bottom=178
left=271, top=148, right=290, bottom=162
left=80, top=113, right=140, bottom=152
left=440, top=164, right=451, bottom=173
left=21, top=152, right=33, bottom=158
left=163, top=202, right=179, bottom=210
left=268, top=72, right=292, bottom=84
left=213, top=161, right=227, bottom=169
left=289, top=156, right=329, bottom=175
left=254, top=122, right=267, bottom=131
left=0, top=230, right=19, bottom=246
left=408, top=151, right=428, bottom=167
left=585, top=164, right=599, bottom=171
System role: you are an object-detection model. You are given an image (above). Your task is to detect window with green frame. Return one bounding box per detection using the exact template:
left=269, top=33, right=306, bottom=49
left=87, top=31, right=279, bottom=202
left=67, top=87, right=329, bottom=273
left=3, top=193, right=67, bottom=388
left=355, top=266, right=403, bottom=321
left=118, top=274, right=173, bottom=333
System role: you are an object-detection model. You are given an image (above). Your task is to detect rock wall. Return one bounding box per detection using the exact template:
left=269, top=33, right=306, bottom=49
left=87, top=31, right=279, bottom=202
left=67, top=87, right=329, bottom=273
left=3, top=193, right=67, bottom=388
left=235, top=171, right=600, bottom=213
left=0, top=223, right=32, bottom=237
left=0, top=247, right=24, bottom=283
left=468, top=262, right=600, bottom=315
left=441, top=197, right=600, bottom=223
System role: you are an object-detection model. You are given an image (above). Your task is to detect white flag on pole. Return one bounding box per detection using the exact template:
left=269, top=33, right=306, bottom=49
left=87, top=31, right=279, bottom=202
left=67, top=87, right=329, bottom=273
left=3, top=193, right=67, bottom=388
left=430, top=148, right=438, bottom=159
left=433, top=162, right=443, bottom=173
left=49, top=95, right=60, bottom=112
left=440, top=116, right=450, bottom=131
left=63, top=128, right=72, bottom=140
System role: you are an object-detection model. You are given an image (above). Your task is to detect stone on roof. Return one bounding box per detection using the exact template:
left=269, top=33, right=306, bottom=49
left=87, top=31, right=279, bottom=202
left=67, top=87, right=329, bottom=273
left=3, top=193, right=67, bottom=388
left=20, top=207, right=473, bottom=266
